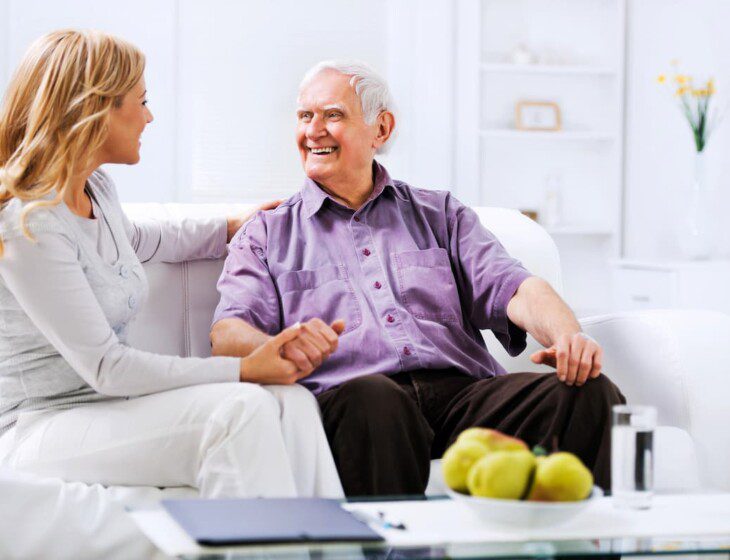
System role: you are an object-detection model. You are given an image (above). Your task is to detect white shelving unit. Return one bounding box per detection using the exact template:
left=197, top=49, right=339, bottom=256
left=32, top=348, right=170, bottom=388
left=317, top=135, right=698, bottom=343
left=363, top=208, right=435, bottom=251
left=455, top=0, right=626, bottom=316
left=481, top=63, right=617, bottom=77
left=479, top=129, right=616, bottom=142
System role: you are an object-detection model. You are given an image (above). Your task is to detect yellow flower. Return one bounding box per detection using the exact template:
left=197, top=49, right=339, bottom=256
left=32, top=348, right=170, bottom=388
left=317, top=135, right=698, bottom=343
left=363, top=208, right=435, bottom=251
left=707, top=79, right=716, bottom=95
left=657, top=74, right=667, bottom=84
left=675, top=86, right=689, bottom=96
left=675, top=74, right=689, bottom=85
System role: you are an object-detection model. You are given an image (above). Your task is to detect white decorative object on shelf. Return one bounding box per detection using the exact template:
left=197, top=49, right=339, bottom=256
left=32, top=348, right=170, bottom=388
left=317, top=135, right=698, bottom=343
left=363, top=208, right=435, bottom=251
left=680, top=151, right=715, bottom=260
left=510, top=43, right=535, bottom=65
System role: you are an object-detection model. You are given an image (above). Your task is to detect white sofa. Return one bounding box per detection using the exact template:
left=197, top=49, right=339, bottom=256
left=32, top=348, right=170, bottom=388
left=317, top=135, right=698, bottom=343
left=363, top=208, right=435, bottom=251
left=1, top=203, right=728, bottom=559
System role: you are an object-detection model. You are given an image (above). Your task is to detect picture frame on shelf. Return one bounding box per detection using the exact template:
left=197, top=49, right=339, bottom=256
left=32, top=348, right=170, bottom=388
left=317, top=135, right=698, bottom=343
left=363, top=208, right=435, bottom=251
left=515, top=100, right=562, bottom=131
left=519, top=209, right=539, bottom=222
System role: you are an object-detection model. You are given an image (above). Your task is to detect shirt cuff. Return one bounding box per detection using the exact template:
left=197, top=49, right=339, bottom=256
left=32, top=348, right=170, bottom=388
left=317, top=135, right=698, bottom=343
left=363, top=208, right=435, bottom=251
left=212, top=309, right=278, bottom=336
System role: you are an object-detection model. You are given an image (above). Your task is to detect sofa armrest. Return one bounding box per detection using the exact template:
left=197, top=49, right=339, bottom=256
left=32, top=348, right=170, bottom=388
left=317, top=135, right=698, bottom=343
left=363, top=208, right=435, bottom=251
left=580, top=309, right=730, bottom=491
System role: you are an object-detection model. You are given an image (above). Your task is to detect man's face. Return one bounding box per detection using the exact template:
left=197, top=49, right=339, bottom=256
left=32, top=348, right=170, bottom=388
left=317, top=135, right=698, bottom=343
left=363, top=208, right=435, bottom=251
left=296, top=70, right=379, bottom=188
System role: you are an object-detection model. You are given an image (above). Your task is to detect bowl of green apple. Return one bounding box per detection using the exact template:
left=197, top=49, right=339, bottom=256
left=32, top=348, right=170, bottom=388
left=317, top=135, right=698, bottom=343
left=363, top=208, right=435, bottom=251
left=443, top=428, right=603, bottom=528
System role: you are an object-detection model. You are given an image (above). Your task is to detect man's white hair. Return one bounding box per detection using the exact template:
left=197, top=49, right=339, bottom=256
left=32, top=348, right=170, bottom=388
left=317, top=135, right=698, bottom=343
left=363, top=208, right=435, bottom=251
left=299, top=60, right=395, bottom=154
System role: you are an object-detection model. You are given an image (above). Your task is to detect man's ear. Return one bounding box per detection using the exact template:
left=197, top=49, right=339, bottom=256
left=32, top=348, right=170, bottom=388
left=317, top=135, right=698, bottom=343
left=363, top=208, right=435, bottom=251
left=373, top=110, right=395, bottom=150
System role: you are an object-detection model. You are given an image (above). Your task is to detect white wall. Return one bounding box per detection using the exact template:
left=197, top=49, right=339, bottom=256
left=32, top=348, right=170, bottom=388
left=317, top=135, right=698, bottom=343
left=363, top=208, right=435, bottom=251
left=177, top=0, right=388, bottom=203
left=624, top=0, right=730, bottom=259
left=0, top=1, right=7, bottom=86
left=0, top=0, right=455, bottom=204
left=0, top=0, right=394, bottom=203
left=0, top=0, right=179, bottom=202
left=382, top=0, right=455, bottom=191
left=6, top=0, right=730, bottom=266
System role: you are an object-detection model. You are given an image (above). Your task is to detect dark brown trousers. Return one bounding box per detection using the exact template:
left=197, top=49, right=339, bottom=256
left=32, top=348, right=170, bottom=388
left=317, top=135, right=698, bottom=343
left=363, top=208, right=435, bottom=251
left=316, top=369, right=626, bottom=497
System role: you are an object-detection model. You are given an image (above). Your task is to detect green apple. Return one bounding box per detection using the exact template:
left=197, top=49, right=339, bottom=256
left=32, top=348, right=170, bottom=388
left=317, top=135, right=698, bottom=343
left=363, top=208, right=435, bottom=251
left=442, top=440, right=489, bottom=493
left=456, top=427, right=528, bottom=453
left=526, top=451, right=593, bottom=502
left=466, top=449, right=536, bottom=500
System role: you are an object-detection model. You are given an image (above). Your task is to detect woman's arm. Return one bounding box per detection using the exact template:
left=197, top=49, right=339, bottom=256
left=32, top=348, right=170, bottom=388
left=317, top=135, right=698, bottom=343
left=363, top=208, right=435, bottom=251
left=0, top=230, right=240, bottom=396
left=119, top=201, right=282, bottom=264
left=121, top=212, right=229, bottom=264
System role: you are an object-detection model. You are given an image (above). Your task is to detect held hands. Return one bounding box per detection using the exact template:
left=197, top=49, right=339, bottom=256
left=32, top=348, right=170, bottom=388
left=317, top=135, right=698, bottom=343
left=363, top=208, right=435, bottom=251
left=226, top=200, right=283, bottom=242
left=529, top=332, right=603, bottom=387
left=239, top=318, right=345, bottom=385
left=281, top=318, right=345, bottom=377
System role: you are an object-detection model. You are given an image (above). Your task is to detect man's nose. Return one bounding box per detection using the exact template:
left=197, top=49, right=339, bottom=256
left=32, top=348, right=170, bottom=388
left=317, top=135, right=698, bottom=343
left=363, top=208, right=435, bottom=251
left=306, top=115, right=326, bottom=138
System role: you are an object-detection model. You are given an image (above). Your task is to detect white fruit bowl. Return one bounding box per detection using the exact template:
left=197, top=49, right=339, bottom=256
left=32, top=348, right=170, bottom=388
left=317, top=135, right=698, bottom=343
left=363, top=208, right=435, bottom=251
left=446, top=486, right=604, bottom=529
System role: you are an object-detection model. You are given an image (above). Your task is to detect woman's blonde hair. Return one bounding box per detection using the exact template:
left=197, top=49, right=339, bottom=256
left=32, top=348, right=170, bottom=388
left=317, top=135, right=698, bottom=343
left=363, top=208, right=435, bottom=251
left=0, top=29, right=145, bottom=256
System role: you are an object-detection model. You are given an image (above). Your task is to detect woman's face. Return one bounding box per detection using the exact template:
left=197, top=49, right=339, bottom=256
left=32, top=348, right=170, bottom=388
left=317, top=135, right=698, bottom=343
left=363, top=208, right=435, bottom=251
left=99, top=77, right=153, bottom=165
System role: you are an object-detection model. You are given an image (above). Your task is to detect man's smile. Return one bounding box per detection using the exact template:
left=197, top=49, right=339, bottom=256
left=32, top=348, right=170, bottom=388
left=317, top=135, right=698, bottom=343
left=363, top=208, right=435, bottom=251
left=309, top=146, right=338, bottom=155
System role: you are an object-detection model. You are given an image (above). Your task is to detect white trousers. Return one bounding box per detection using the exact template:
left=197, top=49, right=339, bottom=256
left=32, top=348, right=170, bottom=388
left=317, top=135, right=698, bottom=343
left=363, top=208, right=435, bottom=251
left=1, top=383, right=343, bottom=499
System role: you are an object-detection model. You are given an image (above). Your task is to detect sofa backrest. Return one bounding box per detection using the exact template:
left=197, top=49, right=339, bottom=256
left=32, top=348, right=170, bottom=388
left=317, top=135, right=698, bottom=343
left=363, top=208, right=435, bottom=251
left=124, top=203, right=562, bottom=373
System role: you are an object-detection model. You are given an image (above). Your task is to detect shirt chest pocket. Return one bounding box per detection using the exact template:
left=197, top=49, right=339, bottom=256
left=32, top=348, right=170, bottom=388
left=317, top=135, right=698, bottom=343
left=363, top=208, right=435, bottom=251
left=277, top=264, right=362, bottom=334
left=393, top=247, right=462, bottom=324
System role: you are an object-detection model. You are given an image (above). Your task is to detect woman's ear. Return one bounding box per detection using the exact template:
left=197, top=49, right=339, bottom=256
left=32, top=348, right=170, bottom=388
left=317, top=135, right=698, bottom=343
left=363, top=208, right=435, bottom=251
left=373, top=110, right=395, bottom=150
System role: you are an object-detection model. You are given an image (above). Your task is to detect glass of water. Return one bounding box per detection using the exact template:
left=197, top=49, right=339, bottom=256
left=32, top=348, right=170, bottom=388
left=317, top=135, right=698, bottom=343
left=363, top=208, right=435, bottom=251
left=611, top=404, right=657, bottom=509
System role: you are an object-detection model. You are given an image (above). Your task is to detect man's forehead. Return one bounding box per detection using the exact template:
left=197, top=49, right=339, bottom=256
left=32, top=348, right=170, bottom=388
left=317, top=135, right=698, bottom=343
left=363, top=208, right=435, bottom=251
left=297, top=72, right=359, bottom=110
left=296, top=101, right=347, bottom=112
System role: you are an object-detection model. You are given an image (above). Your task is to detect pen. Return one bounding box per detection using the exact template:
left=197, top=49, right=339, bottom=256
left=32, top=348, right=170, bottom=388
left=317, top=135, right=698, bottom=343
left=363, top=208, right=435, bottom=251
left=351, top=509, right=407, bottom=531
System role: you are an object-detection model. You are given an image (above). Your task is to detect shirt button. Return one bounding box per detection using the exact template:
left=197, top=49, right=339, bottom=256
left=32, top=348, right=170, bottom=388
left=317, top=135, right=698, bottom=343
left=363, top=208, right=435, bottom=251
left=119, top=265, right=129, bottom=278
left=386, top=314, right=395, bottom=323
left=354, top=216, right=360, bottom=222
left=404, top=346, right=412, bottom=356
left=362, top=248, right=371, bottom=257
left=128, top=295, right=136, bottom=309
left=374, top=281, right=382, bottom=289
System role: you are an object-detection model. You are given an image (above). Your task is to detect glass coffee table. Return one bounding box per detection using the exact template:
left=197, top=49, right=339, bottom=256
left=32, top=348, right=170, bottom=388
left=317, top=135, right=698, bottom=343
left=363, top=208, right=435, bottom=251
left=179, top=536, right=730, bottom=559
left=130, top=493, right=730, bottom=559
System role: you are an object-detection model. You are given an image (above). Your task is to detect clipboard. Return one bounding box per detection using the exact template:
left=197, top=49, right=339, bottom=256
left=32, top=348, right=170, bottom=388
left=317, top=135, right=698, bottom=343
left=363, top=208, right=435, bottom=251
left=162, top=498, right=385, bottom=546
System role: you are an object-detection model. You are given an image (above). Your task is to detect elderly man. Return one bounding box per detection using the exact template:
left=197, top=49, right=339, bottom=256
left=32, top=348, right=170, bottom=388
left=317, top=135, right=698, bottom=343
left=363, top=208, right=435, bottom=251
left=211, top=61, right=625, bottom=497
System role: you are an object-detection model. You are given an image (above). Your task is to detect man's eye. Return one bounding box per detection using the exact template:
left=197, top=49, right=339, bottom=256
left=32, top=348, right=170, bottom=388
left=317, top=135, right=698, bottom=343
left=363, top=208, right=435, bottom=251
left=299, top=113, right=312, bottom=122
left=328, top=112, right=342, bottom=119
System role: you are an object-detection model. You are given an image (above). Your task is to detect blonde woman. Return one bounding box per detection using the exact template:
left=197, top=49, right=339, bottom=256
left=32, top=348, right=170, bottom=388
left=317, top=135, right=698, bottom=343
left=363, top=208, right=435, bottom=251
left=0, top=30, right=342, bottom=498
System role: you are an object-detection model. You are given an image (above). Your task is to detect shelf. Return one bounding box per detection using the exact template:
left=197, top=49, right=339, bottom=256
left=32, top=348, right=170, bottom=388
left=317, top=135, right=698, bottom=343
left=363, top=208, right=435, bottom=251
left=547, top=226, right=614, bottom=236
left=480, top=129, right=615, bottom=141
left=481, top=63, right=617, bottom=77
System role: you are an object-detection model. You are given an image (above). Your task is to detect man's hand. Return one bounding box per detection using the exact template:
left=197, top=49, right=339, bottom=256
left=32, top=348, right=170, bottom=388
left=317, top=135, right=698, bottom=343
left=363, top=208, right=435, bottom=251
left=281, top=318, right=346, bottom=376
left=530, top=333, right=603, bottom=387
left=226, top=200, right=283, bottom=242
left=239, top=323, right=305, bottom=384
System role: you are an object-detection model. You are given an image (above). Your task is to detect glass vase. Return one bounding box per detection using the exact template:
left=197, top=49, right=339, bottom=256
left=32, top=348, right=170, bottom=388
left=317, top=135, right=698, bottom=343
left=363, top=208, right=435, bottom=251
left=679, top=150, right=714, bottom=260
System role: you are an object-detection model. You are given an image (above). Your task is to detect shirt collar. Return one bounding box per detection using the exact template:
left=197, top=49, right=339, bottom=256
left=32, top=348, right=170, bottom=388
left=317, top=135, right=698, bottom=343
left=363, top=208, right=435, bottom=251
left=301, top=160, right=403, bottom=219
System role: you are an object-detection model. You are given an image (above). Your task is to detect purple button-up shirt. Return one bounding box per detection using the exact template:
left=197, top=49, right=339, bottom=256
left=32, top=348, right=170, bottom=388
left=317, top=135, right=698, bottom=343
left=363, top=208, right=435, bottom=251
left=213, top=162, right=532, bottom=395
